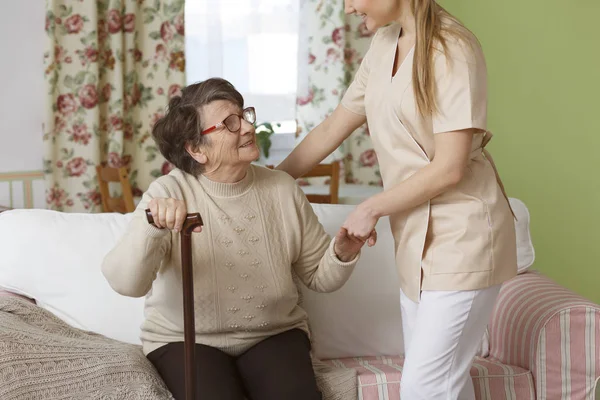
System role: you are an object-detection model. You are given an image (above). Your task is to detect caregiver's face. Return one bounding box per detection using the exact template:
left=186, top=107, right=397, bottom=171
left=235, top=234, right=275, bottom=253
left=345, top=0, right=400, bottom=31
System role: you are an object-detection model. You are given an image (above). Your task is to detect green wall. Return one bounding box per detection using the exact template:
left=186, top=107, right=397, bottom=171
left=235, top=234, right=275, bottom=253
left=438, top=0, right=600, bottom=303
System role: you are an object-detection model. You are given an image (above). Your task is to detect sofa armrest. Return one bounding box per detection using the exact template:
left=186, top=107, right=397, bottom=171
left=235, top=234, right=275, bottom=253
left=489, top=271, right=600, bottom=400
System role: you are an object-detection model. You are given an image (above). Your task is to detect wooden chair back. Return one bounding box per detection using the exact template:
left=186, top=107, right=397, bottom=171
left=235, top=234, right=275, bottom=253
left=96, top=165, right=135, bottom=213
left=267, top=163, right=339, bottom=204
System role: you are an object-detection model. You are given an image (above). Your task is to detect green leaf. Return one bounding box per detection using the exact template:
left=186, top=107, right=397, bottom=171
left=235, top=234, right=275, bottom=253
left=150, top=169, right=162, bottom=178
left=144, top=13, right=155, bottom=24
left=149, top=31, right=161, bottom=40
left=74, top=71, right=86, bottom=85
left=97, top=1, right=109, bottom=13
left=58, top=5, right=71, bottom=18
left=64, top=75, right=75, bottom=89
left=325, top=4, right=334, bottom=18
left=154, top=0, right=161, bottom=12
left=140, top=85, right=154, bottom=107
left=125, top=70, right=137, bottom=82
left=169, top=1, right=184, bottom=15
left=63, top=148, right=74, bottom=160
left=256, top=122, right=274, bottom=133
left=43, top=160, right=53, bottom=174
left=256, top=130, right=274, bottom=158
left=114, top=0, right=124, bottom=12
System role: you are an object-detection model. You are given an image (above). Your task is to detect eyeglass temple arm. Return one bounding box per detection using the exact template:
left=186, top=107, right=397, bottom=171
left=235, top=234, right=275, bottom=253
left=200, top=123, right=221, bottom=135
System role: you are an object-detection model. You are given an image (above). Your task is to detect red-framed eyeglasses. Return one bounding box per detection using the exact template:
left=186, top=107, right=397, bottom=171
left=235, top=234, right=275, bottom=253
left=200, top=107, right=256, bottom=135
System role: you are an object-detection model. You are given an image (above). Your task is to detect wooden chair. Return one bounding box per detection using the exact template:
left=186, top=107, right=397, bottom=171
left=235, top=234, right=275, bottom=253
left=96, top=165, right=135, bottom=213
left=267, top=163, right=340, bottom=204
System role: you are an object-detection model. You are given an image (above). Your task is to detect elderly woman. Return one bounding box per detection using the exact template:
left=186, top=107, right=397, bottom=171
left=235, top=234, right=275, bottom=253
left=101, top=78, right=373, bottom=400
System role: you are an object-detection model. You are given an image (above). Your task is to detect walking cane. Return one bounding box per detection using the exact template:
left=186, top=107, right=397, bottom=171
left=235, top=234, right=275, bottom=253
left=145, top=209, right=203, bottom=400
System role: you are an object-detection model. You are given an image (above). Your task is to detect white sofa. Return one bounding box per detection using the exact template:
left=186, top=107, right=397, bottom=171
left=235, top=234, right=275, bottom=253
left=0, top=201, right=598, bottom=400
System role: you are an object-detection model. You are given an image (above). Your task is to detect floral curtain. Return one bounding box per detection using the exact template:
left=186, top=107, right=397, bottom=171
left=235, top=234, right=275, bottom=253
left=43, top=0, right=185, bottom=212
left=295, top=0, right=382, bottom=186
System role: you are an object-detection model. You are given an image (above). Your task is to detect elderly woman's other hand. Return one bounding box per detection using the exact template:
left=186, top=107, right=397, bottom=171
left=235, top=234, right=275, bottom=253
left=333, top=227, right=376, bottom=262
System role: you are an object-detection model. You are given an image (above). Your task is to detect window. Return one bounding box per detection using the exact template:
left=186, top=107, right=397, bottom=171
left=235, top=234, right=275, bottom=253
left=185, top=0, right=299, bottom=137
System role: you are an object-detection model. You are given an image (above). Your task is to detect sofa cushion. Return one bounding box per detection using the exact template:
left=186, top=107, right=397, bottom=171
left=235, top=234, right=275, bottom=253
left=327, top=356, right=535, bottom=400
left=0, top=209, right=143, bottom=345
left=302, top=204, right=403, bottom=360
left=0, top=205, right=404, bottom=360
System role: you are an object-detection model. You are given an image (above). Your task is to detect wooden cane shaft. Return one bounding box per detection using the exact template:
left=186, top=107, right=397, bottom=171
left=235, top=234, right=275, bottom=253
left=145, top=209, right=202, bottom=400
left=181, top=232, right=196, bottom=400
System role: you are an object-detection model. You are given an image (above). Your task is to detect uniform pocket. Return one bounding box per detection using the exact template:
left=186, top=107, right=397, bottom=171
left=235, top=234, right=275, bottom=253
left=427, top=198, right=493, bottom=275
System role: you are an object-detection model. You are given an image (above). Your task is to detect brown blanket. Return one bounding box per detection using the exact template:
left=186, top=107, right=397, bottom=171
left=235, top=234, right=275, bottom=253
left=0, top=297, right=356, bottom=400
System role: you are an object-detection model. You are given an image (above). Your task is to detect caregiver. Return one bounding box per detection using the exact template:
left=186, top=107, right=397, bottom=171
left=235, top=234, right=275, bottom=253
left=276, top=0, right=517, bottom=399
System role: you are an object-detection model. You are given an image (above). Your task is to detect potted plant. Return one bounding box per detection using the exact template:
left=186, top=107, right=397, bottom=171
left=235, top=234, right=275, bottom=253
left=255, top=122, right=280, bottom=162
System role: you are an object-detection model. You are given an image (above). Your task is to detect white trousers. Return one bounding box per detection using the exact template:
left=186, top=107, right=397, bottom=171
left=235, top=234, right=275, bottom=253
left=399, top=285, right=501, bottom=400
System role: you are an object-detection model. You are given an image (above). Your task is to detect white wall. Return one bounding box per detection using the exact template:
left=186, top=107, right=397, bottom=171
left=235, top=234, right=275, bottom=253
left=0, top=0, right=45, bottom=173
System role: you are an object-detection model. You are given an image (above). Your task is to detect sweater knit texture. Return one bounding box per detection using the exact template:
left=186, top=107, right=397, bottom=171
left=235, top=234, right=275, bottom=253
left=101, top=165, right=359, bottom=357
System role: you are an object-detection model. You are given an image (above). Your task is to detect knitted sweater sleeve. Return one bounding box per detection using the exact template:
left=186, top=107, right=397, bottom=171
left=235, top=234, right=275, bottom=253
left=291, top=185, right=359, bottom=293
left=101, top=180, right=173, bottom=298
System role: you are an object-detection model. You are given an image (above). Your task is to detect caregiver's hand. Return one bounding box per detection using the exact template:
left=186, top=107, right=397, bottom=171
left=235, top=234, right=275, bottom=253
left=147, top=198, right=203, bottom=233
left=342, top=204, right=378, bottom=244
left=334, top=227, right=376, bottom=262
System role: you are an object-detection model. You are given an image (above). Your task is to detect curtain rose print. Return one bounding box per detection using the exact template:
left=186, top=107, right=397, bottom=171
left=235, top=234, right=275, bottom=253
left=296, top=0, right=382, bottom=186
left=43, top=0, right=185, bottom=212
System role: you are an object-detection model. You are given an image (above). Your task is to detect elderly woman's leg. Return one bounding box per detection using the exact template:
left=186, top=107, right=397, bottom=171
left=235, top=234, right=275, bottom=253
left=237, top=329, right=322, bottom=400
left=147, top=342, right=245, bottom=400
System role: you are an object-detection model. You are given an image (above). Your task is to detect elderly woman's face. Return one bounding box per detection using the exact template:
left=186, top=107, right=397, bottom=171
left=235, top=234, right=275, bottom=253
left=199, top=100, right=259, bottom=171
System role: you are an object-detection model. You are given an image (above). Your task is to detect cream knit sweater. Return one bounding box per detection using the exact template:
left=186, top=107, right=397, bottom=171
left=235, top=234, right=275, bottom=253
left=101, top=165, right=359, bottom=356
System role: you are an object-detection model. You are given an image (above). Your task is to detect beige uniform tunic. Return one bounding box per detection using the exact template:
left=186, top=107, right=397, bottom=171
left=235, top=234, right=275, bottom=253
left=342, top=24, right=517, bottom=302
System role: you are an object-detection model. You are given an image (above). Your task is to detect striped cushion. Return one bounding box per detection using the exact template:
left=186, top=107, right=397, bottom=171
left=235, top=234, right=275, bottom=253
left=489, top=271, right=600, bottom=399
left=326, top=356, right=534, bottom=400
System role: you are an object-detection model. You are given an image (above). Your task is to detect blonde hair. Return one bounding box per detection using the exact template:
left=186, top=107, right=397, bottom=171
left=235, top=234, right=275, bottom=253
left=410, top=0, right=475, bottom=117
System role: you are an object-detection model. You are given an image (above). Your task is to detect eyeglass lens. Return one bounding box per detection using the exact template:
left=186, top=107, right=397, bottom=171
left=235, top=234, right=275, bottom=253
left=223, top=108, right=256, bottom=132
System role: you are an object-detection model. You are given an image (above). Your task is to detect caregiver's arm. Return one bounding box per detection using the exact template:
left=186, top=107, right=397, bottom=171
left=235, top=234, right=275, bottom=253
left=276, top=105, right=365, bottom=179
left=101, top=181, right=173, bottom=298
left=279, top=30, right=377, bottom=179
left=361, top=130, right=474, bottom=220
